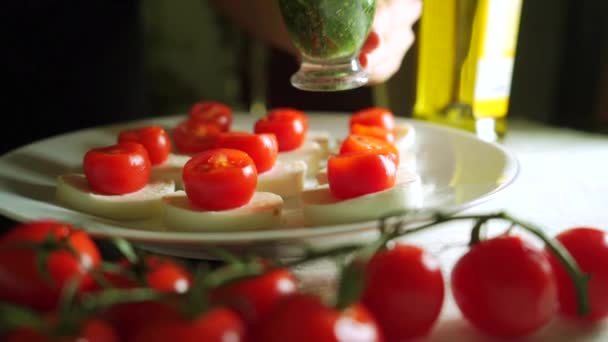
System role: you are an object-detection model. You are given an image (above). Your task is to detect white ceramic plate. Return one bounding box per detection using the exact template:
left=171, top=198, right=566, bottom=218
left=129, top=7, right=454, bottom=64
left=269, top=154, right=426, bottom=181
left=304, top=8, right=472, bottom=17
left=0, top=113, right=518, bottom=258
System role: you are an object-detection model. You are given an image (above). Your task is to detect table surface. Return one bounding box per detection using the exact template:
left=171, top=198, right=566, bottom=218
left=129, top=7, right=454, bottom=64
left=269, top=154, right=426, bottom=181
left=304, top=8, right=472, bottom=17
left=294, top=119, right=608, bottom=341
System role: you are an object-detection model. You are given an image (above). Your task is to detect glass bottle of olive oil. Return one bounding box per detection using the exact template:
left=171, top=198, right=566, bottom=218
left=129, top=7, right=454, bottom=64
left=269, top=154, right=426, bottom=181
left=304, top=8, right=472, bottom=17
left=414, top=0, right=523, bottom=141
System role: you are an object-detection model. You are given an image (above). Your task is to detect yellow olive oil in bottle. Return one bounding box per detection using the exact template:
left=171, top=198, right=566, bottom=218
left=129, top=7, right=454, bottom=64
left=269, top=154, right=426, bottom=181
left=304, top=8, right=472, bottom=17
left=414, top=0, right=523, bottom=141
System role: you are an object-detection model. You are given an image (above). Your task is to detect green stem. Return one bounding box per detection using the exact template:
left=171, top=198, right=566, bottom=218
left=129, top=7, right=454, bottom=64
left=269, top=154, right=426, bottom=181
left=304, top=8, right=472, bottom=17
left=80, top=288, right=167, bottom=312
left=469, top=217, right=489, bottom=246
left=0, top=303, right=46, bottom=334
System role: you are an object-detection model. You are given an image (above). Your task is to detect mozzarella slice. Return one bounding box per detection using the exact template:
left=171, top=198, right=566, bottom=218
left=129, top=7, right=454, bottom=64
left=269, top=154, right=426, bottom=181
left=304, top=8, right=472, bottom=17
left=258, top=160, right=307, bottom=198
left=301, top=171, right=423, bottom=226
left=162, top=191, right=283, bottom=232
left=56, top=174, right=176, bottom=220
left=150, top=153, right=191, bottom=189
left=277, top=141, right=323, bottom=176
left=307, top=130, right=332, bottom=158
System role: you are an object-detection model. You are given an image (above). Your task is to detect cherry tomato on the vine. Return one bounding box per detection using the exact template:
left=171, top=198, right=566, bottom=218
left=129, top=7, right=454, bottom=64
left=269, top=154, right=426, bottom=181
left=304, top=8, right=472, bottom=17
left=118, top=125, right=171, bottom=165
left=362, top=244, right=444, bottom=340
left=172, top=120, right=221, bottom=154
left=328, top=152, right=397, bottom=200
left=6, top=318, right=118, bottom=342
left=251, top=294, right=383, bottom=342
left=350, top=107, right=396, bottom=132
left=351, top=124, right=395, bottom=144
left=0, top=221, right=101, bottom=310
left=131, top=305, right=245, bottom=342
left=339, top=134, right=399, bottom=166
left=215, top=132, right=278, bottom=173
left=182, top=148, right=257, bottom=210
left=188, top=100, right=233, bottom=132
left=211, top=268, right=298, bottom=325
left=547, top=227, right=608, bottom=322
left=84, top=142, right=151, bottom=195
left=451, top=235, right=558, bottom=338
left=254, top=108, right=307, bottom=152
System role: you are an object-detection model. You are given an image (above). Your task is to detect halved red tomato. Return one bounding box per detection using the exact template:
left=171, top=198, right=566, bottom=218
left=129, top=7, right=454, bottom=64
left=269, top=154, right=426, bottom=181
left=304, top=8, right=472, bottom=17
left=118, top=126, right=171, bottom=165
left=182, top=148, right=257, bottom=210
left=189, top=100, right=233, bottom=132
left=328, top=152, right=397, bottom=200
left=255, top=108, right=308, bottom=152
left=350, top=107, right=396, bottom=131
left=172, top=120, right=221, bottom=154
left=83, top=142, right=151, bottom=195
left=339, top=134, right=399, bottom=166
left=351, top=124, right=395, bottom=143
left=215, top=132, right=278, bottom=173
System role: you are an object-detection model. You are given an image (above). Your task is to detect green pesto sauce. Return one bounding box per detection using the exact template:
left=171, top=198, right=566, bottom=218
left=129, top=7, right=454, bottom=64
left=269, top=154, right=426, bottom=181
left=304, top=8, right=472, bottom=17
left=279, top=0, right=376, bottom=60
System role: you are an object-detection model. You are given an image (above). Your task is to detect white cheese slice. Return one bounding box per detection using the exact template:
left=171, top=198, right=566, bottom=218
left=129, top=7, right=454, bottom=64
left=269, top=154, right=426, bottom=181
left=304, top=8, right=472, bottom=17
left=277, top=141, right=323, bottom=176
left=307, top=130, right=333, bottom=158
left=150, top=153, right=191, bottom=189
left=257, top=160, right=307, bottom=198
left=162, top=191, right=283, bottom=232
left=301, top=171, right=423, bottom=226
left=56, top=174, right=176, bottom=220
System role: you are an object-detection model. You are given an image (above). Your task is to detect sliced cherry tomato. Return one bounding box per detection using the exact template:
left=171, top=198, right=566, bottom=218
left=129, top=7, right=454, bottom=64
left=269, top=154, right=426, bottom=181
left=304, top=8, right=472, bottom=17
left=183, top=148, right=257, bottom=210
left=211, top=268, right=298, bottom=325
left=254, top=108, right=307, bottom=152
left=362, top=244, right=444, bottom=340
left=118, top=125, right=171, bottom=165
left=451, top=235, right=558, bottom=338
left=188, top=100, right=233, bottom=132
left=351, top=124, right=395, bottom=143
left=215, top=132, right=278, bottom=173
left=172, top=120, right=221, bottom=154
left=251, top=294, right=382, bottom=342
left=328, top=152, right=397, bottom=200
left=83, top=142, right=151, bottom=195
left=267, top=108, right=309, bottom=130
left=547, top=227, right=608, bottom=322
left=0, top=221, right=101, bottom=311
left=350, top=107, right=396, bottom=132
left=6, top=318, right=118, bottom=342
left=131, top=305, right=245, bottom=342
left=339, top=134, right=399, bottom=166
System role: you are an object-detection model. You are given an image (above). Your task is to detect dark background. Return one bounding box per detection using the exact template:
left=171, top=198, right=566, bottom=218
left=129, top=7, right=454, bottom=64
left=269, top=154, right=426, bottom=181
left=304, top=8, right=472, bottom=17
left=2, top=0, right=607, bottom=157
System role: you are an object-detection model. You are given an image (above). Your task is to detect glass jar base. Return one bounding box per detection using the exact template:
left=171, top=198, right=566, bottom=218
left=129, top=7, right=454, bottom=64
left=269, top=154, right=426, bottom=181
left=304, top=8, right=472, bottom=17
left=290, top=59, right=368, bottom=92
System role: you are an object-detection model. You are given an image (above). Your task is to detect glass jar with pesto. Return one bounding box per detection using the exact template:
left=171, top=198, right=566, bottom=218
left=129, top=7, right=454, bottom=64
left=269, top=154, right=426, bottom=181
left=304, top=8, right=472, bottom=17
left=279, top=0, right=377, bottom=91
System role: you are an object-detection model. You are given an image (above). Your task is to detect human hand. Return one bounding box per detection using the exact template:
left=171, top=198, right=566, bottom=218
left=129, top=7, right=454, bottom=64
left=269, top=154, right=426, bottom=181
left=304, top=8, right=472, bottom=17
left=359, top=0, right=423, bottom=84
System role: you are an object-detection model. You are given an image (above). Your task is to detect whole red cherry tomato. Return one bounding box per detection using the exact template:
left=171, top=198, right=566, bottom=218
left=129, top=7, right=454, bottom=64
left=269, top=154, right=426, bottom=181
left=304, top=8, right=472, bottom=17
left=251, top=294, right=382, bottom=342
left=189, top=100, right=233, bottom=132
left=83, top=142, right=151, bottom=195
left=172, top=120, right=221, bottom=154
left=351, top=124, right=395, bottom=144
left=339, top=134, right=399, bottom=166
left=328, top=152, right=397, bottom=200
left=118, top=125, right=171, bottom=165
left=547, top=227, right=608, bottom=322
left=254, top=108, right=307, bottom=152
left=215, top=132, right=278, bottom=173
left=182, top=148, right=257, bottom=210
left=92, top=256, right=192, bottom=339
left=0, top=221, right=100, bottom=310
left=362, top=244, right=444, bottom=340
left=350, top=107, right=396, bottom=132
left=6, top=318, right=118, bottom=342
left=211, top=268, right=298, bottom=325
left=451, top=235, right=558, bottom=338
left=131, top=306, right=245, bottom=342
